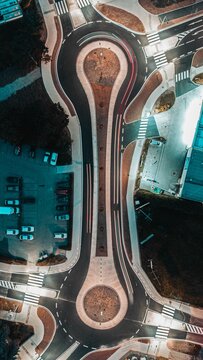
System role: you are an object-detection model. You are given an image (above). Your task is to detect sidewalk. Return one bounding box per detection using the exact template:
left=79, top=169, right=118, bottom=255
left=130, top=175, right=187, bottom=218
left=0, top=301, right=55, bottom=360
left=0, top=67, right=41, bottom=102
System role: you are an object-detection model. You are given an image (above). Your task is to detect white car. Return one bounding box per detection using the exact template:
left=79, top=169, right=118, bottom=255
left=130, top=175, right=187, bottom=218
left=6, top=229, right=19, bottom=235
left=21, top=226, right=34, bottom=232
left=5, top=199, right=20, bottom=205
left=55, top=214, right=69, bottom=221
left=19, top=234, right=34, bottom=241
left=54, top=233, right=67, bottom=239
left=50, top=152, right=58, bottom=166
left=43, top=151, right=50, bottom=163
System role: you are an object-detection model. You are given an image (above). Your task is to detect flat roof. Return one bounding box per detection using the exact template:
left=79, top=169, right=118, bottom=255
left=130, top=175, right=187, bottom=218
left=181, top=104, right=203, bottom=202
left=0, top=0, right=22, bottom=24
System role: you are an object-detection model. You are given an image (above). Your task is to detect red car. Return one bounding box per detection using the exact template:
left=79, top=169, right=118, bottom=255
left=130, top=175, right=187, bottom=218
left=56, top=188, right=69, bottom=195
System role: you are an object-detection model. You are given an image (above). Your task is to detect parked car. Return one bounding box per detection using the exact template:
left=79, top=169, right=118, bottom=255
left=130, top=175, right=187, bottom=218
left=29, top=147, right=35, bottom=158
left=50, top=152, right=58, bottom=166
left=43, top=151, right=50, bottom=163
left=6, top=176, right=20, bottom=184
left=54, top=233, right=67, bottom=239
left=56, top=189, right=69, bottom=195
left=5, top=200, right=20, bottom=206
left=7, top=185, right=19, bottom=192
left=15, top=207, right=20, bottom=214
left=38, top=250, right=49, bottom=261
left=6, top=229, right=19, bottom=235
left=57, top=196, right=69, bottom=203
left=14, top=145, right=21, bottom=156
left=21, top=226, right=34, bottom=232
left=56, top=205, right=68, bottom=211
left=55, top=214, right=70, bottom=221
left=19, top=234, right=34, bottom=241
left=150, top=139, right=162, bottom=146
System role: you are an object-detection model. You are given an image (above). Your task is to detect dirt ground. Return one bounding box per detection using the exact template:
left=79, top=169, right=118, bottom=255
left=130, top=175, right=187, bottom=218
left=96, top=4, right=145, bottom=33
left=139, top=0, right=195, bottom=15
left=192, top=48, right=203, bottom=68
left=136, top=190, right=203, bottom=306
left=153, top=89, right=175, bottom=114
left=36, top=307, right=55, bottom=354
left=124, top=71, right=162, bottom=123
left=36, top=254, right=67, bottom=266
left=84, top=286, right=120, bottom=322
left=0, top=297, right=22, bottom=312
left=167, top=340, right=201, bottom=355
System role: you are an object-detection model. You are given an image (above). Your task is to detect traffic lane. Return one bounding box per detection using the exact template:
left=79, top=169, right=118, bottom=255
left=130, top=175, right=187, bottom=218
left=11, top=273, right=29, bottom=284
left=165, top=38, right=203, bottom=62
left=60, top=12, right=74, bottom=37
left=81, top=4, right=104, bottom=23
left=159, top=16, right=203, bottom=39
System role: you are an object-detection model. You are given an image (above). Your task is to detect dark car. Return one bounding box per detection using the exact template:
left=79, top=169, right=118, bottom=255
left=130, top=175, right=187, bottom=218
left=29, top=147, right=35, bottom=158
left=56, top=188, right=69, bottom=195
left=7, top=185, right=19, bottom=192
left=7, top=176, right=20, bottom=184
left=14, top=145, right=21, bottom=156
left=56, top=204, right=68, bottom=211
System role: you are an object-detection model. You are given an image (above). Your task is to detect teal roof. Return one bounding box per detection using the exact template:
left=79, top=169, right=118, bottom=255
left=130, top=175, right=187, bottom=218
left=181, top=105, right=203, bottom=202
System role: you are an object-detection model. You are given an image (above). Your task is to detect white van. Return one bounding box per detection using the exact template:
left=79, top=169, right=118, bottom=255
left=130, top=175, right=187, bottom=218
left=150, top=139, right=162, bottom=146
left=6, top=229, right=19, bottom=235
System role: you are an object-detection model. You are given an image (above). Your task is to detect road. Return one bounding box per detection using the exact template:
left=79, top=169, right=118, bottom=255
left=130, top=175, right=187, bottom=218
left=0, top=2, right=203, bottom=359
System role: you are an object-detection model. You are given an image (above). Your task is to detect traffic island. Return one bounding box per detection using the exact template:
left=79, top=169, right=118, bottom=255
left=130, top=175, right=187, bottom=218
left=76, top=41, right=129, bottom=330
left=152, top=89, right=175, bottom=114
left=84, top=286, right=120, bottom=323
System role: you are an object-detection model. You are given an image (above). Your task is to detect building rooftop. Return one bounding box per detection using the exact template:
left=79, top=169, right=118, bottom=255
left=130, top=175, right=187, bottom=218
left=181, top=104, right=203, bottom=202
left=0, top=0, right=23, bottom=25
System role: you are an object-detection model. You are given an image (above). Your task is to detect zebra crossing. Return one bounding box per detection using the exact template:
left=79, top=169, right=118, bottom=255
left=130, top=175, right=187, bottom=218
left=175, top=70, right=190, bottom=82
left=55, top=0, right=68, bottom=15
left=54, top=0, right=90, bottom=15
left=0, top=280, right=15, bottom=289
left=24, top=273, right=44, bottom=306
left=77, top=0, right=90, bottom=8
left=153, top=51, right=168, bottom=69
left=27, top=273, right=44, bottom=287
left=177, top=30, right=191, bottom=42
left=162, top=304, right=175, bottom=319
left=137, top=118, right=148, bottom=139
left=186, top=323, right=203, bottom=335
left=147, top=31, right=160, bottom=45
left=155, top=326, right=170, bottom=339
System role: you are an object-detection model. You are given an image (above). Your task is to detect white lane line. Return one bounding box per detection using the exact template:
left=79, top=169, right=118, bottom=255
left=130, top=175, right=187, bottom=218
left=113, top=115, right=119, bottom=204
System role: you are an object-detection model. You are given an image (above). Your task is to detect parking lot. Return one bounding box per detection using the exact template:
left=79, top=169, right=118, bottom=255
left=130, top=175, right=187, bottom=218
left=0, top=140, right=72, bottom=263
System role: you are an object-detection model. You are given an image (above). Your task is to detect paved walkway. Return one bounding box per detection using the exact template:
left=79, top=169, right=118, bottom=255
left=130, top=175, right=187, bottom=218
left=0, top=301, right=55, bottom=360
left=0, top=67, right=41, bottom=102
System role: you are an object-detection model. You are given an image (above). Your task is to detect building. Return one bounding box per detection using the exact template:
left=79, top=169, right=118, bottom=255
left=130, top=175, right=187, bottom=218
left=0, top=0, right=23, bottom=25
left=179, top=104, right=203, bottom=202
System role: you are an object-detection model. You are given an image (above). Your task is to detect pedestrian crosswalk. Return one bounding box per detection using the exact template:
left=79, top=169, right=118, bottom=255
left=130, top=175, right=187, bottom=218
left=0, top=280, right=15, bottom=289
left=175, top=70, right=190, bottom=82
left=54, top=0, right=90, bottom=15
left=177, top=30, right=191, bottom=42
left=77, top=0, right=90, bottom=8
left=27, top=273, right=44, bottom=287
left=186, top=323, right=203, bottom=335
left=24, top=273, right=44, bottom=306
left=137, top=118, right=148, bottom=139
left=154, top=51, right=168, bottom=69
left=162, top=304, right=175, bottom=319
left=155, top=326, right=170, bottom=339
left=55, top=0, right=68, bottom=15
left=147, top=31, right=160, bottom=45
